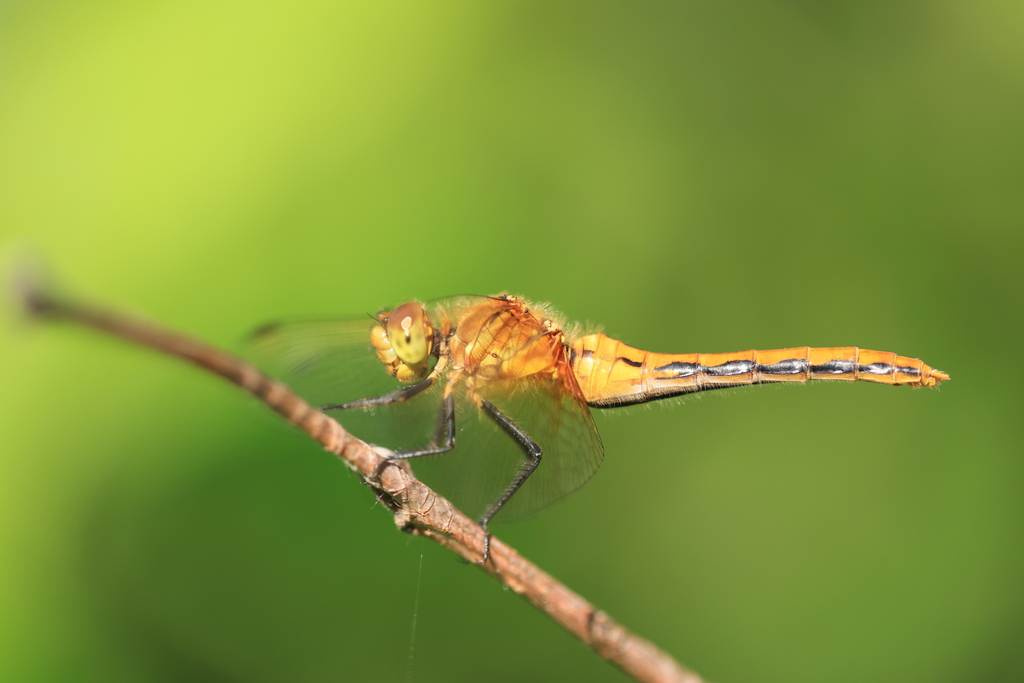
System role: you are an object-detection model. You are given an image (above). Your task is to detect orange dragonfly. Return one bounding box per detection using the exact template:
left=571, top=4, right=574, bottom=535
left=250, top=294, right=948, bottom=559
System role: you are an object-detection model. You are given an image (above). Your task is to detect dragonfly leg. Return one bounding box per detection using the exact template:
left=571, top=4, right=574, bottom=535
left=476, top=399, right=543, bottom=564
left=321, top=376, right=435, bottom=411
left=369, top=391, right=456, bottom=480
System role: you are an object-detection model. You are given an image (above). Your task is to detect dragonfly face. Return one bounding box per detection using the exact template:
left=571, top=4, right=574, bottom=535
left=249, top=293, right=948, bottom=560
left=371, top=302, right=436, bottom=383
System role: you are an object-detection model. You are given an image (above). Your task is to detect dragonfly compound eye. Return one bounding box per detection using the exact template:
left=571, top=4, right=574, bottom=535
left=387, top=302, right=433, bottom=365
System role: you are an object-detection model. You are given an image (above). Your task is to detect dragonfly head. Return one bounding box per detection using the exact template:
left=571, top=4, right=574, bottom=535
left=372, top=302, right=435, bottom=383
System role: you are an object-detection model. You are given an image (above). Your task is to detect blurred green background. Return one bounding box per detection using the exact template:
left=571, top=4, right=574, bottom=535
left=1, top=2, right=1021, bottom=682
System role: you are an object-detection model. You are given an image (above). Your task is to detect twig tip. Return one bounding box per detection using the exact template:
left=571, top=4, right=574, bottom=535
left=2, top=244, right=60, bottom=319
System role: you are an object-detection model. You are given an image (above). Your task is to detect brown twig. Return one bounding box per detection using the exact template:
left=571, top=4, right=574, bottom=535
left=21, top=283, right=708, bottom=683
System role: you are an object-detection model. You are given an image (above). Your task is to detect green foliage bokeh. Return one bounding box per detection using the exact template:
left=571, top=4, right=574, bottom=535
left=2, top=2, right=1022, bottom=682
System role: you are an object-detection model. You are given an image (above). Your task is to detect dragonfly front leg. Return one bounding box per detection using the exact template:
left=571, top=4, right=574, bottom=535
left=321, top=375, right=436, bottom=411
left=369, top=391, right=456, bottom=479
left=477, top=399, right=543, bottom=564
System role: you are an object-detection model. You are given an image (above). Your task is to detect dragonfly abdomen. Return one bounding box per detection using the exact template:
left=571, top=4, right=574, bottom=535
left=570, top=335, right=949, bottom=407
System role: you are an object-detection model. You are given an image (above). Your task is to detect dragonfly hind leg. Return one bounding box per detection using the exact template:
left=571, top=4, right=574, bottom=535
left=476, top=399, right=543, bottom=564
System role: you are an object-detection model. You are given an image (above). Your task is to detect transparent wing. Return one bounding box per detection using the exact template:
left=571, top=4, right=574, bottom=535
left=409, top=368, right=604, bottom=523
left=243, top=317, right=444, bottom=451
left=245, top=293, right=491, bottom=408
left=245, top=296, right=604, bottom=525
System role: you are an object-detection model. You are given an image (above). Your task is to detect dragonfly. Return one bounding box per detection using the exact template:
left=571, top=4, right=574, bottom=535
left=249, top=294, right=949, bottom=560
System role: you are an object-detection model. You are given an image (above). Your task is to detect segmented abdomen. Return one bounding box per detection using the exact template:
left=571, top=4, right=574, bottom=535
left=569, top=334, right=950, bottom=407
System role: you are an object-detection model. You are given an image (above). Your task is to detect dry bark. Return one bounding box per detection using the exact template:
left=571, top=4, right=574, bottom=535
left=20, top=281, right=708, bottom=683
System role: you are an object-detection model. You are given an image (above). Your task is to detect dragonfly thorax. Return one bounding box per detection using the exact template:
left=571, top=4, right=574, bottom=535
left=371, top=302, right=436, bottom=383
